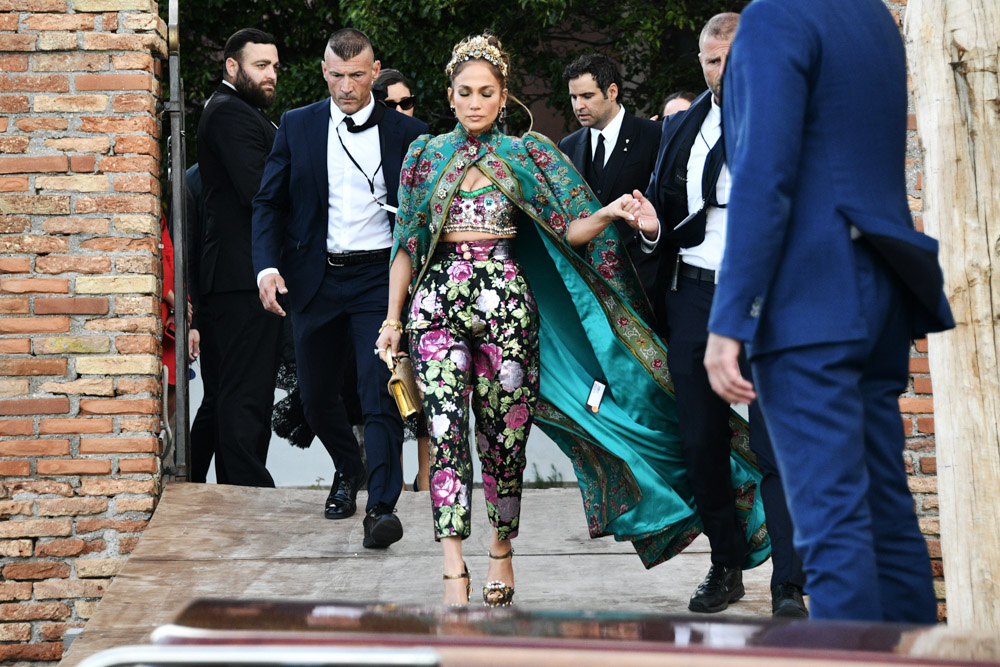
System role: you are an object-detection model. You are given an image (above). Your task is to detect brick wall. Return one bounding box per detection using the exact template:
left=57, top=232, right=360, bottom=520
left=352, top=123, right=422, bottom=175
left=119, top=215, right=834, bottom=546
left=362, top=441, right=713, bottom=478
left=0, top=0, right=165, bottom=662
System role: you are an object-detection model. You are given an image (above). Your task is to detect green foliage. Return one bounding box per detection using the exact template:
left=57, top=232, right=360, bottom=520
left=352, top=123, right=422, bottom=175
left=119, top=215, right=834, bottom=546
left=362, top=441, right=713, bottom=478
left=166, top=0, right=749, bottom=163
left=529, top=463, right=565, bottom=488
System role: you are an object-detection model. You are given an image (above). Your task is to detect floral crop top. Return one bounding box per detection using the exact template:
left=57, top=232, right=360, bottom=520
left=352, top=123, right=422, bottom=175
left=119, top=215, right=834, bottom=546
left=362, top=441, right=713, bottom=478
left=440, top=184, right=518, bottom=236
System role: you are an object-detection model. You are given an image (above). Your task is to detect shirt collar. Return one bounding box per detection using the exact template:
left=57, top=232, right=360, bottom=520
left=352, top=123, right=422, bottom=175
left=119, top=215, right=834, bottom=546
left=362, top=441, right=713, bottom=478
left=706, top=96, right=722, bottom=128
left=330, top=93, right=375, bottom=127
left=590, top=104, right=625, bottom=150
left=221, top=80, right=237, bottom=93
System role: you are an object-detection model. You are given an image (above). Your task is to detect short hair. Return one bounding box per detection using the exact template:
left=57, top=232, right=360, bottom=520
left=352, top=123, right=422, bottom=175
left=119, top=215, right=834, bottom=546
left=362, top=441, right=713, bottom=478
left=562, top=53, right=624, bottom=100
left=663, top=90, right=697, bottom=107
left=699, top=12, right=740, bottom=48
left=326, top=28, right=374, bottom=61
left=373, top=68, right=412, bottom=101
left=223, top=28, right=276, bottom=66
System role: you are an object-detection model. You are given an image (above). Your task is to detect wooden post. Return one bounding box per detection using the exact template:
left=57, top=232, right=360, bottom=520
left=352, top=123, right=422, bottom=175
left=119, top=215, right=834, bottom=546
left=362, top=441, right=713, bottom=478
left=904, top=0, right=1000, bottom=630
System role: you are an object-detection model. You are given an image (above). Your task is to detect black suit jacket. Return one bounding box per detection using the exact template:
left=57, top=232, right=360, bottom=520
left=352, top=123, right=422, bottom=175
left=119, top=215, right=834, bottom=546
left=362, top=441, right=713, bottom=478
left=197, top=84, right=278, bottom=295
left=251, top=98, right=428, bottom=312
left=642, top=90, right=724, bottom=310
left=558, top=109, right=661, bottom=294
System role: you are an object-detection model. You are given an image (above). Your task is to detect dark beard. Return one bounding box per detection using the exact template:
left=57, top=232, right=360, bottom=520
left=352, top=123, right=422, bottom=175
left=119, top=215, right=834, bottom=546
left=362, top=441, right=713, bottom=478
left=233, top=65, right=275, bottom=109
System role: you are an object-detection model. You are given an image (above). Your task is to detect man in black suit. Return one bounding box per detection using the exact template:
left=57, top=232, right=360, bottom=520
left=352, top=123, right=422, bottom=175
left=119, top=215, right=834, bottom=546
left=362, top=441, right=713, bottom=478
left=196, top=28, right=281, bottom=487
left=252, top=28, right=427, bottom=548
left=636, top=13, right=807, bottom=617
left=557, top=54, right=661, bottom=299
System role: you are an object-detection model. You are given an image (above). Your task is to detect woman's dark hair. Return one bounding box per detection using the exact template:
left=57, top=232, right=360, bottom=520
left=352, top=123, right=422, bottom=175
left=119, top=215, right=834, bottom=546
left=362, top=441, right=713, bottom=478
left=373, top=69, right=412, bottom=102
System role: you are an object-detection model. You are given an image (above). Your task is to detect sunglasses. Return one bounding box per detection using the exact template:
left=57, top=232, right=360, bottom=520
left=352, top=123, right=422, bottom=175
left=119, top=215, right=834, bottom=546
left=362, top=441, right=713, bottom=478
left=385, top=95, right=416, bottom=111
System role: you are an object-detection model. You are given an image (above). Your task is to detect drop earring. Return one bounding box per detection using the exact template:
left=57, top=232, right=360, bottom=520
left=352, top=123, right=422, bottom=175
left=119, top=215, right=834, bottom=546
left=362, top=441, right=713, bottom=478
left=498, top=105, right=507, bottom=122
left=450, top=105, right=457, bottom=117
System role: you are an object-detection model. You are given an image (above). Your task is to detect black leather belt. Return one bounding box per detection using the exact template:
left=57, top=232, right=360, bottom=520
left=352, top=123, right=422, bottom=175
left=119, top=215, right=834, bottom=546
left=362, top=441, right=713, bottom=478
left=678, top=261, right=717, bottom=283
left=326, top=248, right=390, bottom=267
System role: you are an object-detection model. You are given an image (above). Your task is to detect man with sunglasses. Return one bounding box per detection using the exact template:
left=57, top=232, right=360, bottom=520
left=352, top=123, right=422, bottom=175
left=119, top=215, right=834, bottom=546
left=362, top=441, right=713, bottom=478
left=634, top=12, right=806, bottom=618
left=374, top=69, right=416, bottom=116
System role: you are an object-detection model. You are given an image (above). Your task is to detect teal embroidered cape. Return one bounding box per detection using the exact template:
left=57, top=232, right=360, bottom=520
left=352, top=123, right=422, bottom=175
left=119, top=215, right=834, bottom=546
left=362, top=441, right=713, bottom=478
left=392, top=123, right=770, bottom=569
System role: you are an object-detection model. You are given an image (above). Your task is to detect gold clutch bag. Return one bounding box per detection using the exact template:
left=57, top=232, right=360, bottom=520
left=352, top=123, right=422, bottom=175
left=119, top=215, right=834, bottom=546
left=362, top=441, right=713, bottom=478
left=386, top=353, right=422, bottom=419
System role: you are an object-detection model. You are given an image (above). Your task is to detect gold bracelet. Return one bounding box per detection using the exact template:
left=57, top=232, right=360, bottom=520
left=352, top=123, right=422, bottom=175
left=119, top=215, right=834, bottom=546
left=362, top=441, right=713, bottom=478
left=379, top=319, right=403, bottom=334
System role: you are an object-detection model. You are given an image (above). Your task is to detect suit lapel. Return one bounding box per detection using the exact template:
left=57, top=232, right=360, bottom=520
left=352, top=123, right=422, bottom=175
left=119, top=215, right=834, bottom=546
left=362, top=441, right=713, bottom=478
left=569, top=129, right=590, bottom=176
left=378, top=113, right=404, bottom=207
left=602, top=111, right=635, bottom=198
left=309, top=100, right=330, bottom=203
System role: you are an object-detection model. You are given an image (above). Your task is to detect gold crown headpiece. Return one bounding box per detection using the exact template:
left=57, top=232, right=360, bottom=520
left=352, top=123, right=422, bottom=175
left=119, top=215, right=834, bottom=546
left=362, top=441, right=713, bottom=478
left=445, top=36, right=509, bottom=79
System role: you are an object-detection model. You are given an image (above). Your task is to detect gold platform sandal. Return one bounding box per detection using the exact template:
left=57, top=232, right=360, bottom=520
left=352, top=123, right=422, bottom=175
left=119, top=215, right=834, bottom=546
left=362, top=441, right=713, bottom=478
left=442, top=561, right=471, bottom=607
left=483, top=549, right=515, bottom=607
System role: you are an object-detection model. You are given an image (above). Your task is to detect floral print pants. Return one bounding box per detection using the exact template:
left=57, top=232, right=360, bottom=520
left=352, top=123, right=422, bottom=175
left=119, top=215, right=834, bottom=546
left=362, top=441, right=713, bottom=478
left=409, top=239, right=540, bottom=541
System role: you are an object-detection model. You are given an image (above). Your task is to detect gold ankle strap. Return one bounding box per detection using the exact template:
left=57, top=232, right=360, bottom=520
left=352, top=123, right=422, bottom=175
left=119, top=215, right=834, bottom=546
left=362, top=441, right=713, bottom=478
left=442, top=571, right=469, bottom=580
left=488, top=548, right=514, bottom=560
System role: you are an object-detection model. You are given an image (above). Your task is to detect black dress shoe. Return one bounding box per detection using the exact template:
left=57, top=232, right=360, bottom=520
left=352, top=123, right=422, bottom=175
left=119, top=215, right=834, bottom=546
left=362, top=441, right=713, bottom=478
left=324, top=471, right=361, bottom=520
left=771, top=582, right=809, bottom=618
left=688, top=564, right=745, bottom=613
left=362, top=503, right=403, bottom=549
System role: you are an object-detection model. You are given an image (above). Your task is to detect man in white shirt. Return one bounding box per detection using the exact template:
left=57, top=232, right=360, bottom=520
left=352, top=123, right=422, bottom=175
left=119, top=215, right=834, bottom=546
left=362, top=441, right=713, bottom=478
left=252, top=28, right=427, bottom=548
left=633, top=13, right=807, bottom=617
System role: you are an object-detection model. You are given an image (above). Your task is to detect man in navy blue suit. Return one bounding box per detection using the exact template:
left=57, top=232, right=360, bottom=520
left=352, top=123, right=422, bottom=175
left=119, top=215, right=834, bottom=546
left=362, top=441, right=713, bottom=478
left=703, top=0, right=954, bottom=621
left=252, top=28, right=427, bottom=548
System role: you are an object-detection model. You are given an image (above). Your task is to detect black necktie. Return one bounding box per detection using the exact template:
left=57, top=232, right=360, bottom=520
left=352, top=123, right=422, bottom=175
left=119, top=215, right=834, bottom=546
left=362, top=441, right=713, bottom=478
left=592, top=133, right=605, bottom=182
left=343, top=100, right=386, bottom=133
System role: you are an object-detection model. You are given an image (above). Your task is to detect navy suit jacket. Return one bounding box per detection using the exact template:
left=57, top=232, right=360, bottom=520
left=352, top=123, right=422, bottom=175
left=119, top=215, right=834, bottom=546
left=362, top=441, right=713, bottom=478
left=709, top=0, right=953, bottom=357
left=252, top=98, right=427, bottom=312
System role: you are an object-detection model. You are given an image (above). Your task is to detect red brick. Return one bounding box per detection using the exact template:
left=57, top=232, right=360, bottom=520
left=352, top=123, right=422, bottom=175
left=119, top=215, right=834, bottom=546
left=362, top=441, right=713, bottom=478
left=0, top=136, right=29, bottom=153
left=112, top=53, right=155, bottom=74
left=0, top=499, right=31, bottom=516
left=116, top=496, right=155, bottom=513
left=80, top=436, right=157, bottom=454
left=75, top=194, right=157, bottom=214
left=0, top=155, right=67, bottom=174
left=0, top=339, right=30, bottom=354
left=0, top=519, right=71, bottom=538
left=0, top=582, right=32, bottom=602
left=118, top=457, right=156, bottom=473
left=22, top=14, right=95, bottom=30
left=0, top=397, right=68, bottom=416
left=76, top=518, right=147, bottom=533
left=38, top=418, right=113, bottom=435
left=0, top=196, right=70, bottom=216
left=0, top=215, right=29, bottom=233
left=85, top=316, right=159, bottom=334
left=35, top=539, right=103, bottom=558
left=0, top=34, right=35, bottom=52
left=0, top=358, right=67, bottom=376
left=921, top=457, right=937, bottom=474
left=0, top=95, right=28, bottom=113
left=917, top=417, right=935, bottom=434
left=899, top=397, right=934, bottom=414
left=0, top=74, right=69, bottom=93
left=77, top=478, right=156, bottom=496
left=70, top=154, right=96, bottom=172
left=115, top=335, right=158, bottom=355
left=112, top=93, right=155, bottom=114
left=2, top=562, right=70, bottom=580
left=115, top=377, right=158, bottom=394
left=0, top=460, right=29, bottom=475
left=0, top=420, right=32, bottom=436
left=14, top=117, right=68, bottom=132
left=0, top=14, right=17, bottom=31
left=36, top=459, right=111, bottom=475
left=31, top=52, right=107, bottom=72
left=0, top=277, right=68, bottom=293
left=0, top=439, right=69, bottom=456
left=80, top=115, right=157, bottom=135
left=914, top=338, right=928, bottom=353
left=0, top=356, right=67, bottom=377
left=0, top=54, right=28, bottom=72
left=81, top=237, right=157, bottom=253
left=119, top=535, right=139, bottom=553
left=41, top=217, right=110, bottom=234
left=0, top=643, right=63, bottom=662
left=120, top=416, right=157, bottom=433
left=0, top=258, right=30, bottom=273
left=76, top=73, right=152, bottom=91
left=33, top=578, right=109, bottom=599
left=913, top=377, right=933, bottom=394
left=79, top=398, right=157, bottom=415
left=97, top=154, right=158, bottom=174
left=0, top=316, right=70, bottom=334
left=36, top=497, right=107, bottom=516
left=0, top=296, right=29, bottom=313
left=35, top=256, right=111, bottom=274
left=41, top=622, right=85, bottom=641
left=0, top=175, right=28, bottom=191
left=114, top=173, right=159, bottom=194
left=35, top=297, right=109, bottom=315
left=101, top=12, right=117, bottom=31
left=0, top=602, right=69, bottom=622
left=909, top=357, right=930, bottom=373
left=116, top=255, right=156, bottom=274
left=1, top=480, right=73, bottom=497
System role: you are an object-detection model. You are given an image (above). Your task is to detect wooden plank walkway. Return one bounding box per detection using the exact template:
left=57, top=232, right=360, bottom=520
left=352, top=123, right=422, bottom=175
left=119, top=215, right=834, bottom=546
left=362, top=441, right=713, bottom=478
left=61, top=482, right=777, bottom=666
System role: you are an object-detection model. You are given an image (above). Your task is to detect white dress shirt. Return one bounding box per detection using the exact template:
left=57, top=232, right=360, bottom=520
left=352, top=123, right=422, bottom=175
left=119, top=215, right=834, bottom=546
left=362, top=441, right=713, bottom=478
left=639, top=98, right=730, bottom=269
left=589, top=104, right=625, bottom=166
left=256, top=94, right=392, bottom=287
left=679, top=98, right=730, bottom=272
